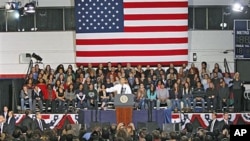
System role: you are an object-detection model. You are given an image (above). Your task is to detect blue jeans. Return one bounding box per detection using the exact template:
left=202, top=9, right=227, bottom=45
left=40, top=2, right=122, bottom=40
left=138, top=98, right=148, bottom=110
left=77, top=100, right=87, bottom=109
left=182, top=98, right=192, bottom=108
left=171, top=99, right=181, bottom=111
left=56, top=98, right=65, bottom=113
left=21, top=98, right=32, bottom=111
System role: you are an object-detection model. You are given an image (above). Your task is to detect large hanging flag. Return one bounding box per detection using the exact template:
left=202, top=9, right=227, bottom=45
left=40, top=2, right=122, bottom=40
left=75, top=0, right=188, bottom=66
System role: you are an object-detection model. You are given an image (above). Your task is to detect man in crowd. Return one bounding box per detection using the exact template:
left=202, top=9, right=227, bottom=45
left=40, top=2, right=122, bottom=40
left=19, top=110, right=33, bottom=130
left=156, top=83, right=171, bottom=110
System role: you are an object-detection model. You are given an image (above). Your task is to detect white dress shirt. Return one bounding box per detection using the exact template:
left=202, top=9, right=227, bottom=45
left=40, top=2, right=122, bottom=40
left=7, top=117, right=11, bottom=124
left=210, top=119, right=216, bottom=132
left=4, top=112, right=7, bottom=119
left=106, top=84, right=132, bottom=94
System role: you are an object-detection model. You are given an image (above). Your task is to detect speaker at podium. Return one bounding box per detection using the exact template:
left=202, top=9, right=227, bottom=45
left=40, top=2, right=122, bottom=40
left=114, top=94, right=134, bottom=126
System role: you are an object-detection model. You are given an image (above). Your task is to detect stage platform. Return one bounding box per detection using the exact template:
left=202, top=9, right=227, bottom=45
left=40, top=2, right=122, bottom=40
left=14, top=109, right=250, bottom=130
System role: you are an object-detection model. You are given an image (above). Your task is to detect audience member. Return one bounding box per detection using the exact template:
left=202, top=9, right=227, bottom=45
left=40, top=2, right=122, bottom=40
left=32, top=85, right=44, bottom=113
left=156, top=83, right=171, bottom=110
left=232, top=72, right=244, bottom=112
left=207, top=112, right=220, bottom=133
left=20, top=85, right=33, bottom=112
left=219, top=112, right=232, bottom=131
left=55, top=83, right=66, bottom=113
left=5, top=111, right=16, bottom=135
left=218, top=79, right=230, bottom=111
left=65, top=83, right=76, bottom=112
left=32, top=112, right=48, bottom=131
left=19, top=110, right=33, bottom=131
left=44, top=84, right=57, bottom=113
left=1, top=106, right=9, bottom=121
left=9, top=62, right=249, bottom=141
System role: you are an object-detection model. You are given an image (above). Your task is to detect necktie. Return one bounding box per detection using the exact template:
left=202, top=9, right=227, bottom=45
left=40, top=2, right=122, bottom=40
left=120, top=85, right=124, bottom=94
left=39, top=120, right=43, bottom=131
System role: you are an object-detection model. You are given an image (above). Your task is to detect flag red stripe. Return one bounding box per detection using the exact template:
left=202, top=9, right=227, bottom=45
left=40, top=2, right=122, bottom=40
left=124, top=26, right=188, bottom=32
left=41, top=115, right=50, bottom=119
left=76, top=61, right=188, bottom=67
left=76, top=49, right=188, bottom=57
left=76, top=38, right=188, bottom=45
left=124, top=14, right=188, bottom=20
left=124, top=2, right=188, bottom=8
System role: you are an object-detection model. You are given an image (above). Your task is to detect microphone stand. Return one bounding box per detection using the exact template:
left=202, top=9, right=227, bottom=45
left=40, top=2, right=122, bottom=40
left=95, top=94, right=99, bottom=122
left=147, top=99, right=153, bottom=122
left=90, top=95, right=99, bottom=129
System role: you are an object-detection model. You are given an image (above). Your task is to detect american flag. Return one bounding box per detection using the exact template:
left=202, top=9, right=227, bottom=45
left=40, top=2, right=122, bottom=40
left=75, top=0, right=188, bottom=67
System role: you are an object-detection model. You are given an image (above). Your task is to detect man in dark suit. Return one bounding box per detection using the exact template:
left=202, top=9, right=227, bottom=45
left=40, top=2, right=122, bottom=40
left=207, top=112, right=220, bottom=133
left=219, top=112, right=232, bottom=131
left=1, top=106, right=9, bottom=121
left=32, top=112, right=48, bottom=131
left=5, top=111, right=16, bottom=135
left=19, top=110, right=33, bottom=130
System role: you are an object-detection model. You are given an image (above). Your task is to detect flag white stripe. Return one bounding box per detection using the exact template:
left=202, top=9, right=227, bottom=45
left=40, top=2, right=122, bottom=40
left=124, top=20, right=187, bottom=26
left=124, top=0, right=188, bottom=2
left=76, top=32, right=188, bottom=39
left=76, top=55, right=188, bottom=62
left=124, top=8, right=188, bottom=15
left=76, top=44, right=188, bottom=51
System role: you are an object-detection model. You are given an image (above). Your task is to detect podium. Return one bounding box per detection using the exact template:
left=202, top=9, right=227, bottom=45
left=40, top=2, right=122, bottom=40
left=114, top=94, right=134, bottom=125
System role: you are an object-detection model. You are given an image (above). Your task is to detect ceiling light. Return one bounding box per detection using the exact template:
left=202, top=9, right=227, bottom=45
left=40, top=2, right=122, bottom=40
left=232, top=2, right=244, bottom=12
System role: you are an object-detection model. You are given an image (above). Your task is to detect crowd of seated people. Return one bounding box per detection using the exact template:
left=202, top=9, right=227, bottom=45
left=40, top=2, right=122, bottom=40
left=0, top=107, right=232, bottom=141
left=19, top=61, right=245, bottom=113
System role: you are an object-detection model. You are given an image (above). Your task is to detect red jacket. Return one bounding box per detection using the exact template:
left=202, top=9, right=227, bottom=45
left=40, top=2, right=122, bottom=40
left=37, top=83, right=47, bottom=96
left=43, top=89, right=57, bottom=100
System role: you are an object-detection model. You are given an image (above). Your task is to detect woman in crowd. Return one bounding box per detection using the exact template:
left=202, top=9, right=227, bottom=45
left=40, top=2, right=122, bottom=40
left=182, top=82, right=192, bottom=112
left=98, top=84, right=110, bottom=110
left=53, top=79, right=61, bottom=91
left=147, top=83, right=157, bottom=108
left=136, top=83, right=147, bottom=110
left=232, top=72, right=244, bottom=112
left=55, top=83, right=66, bottom=113
left=170, top=83, right=182, bottom=112
left=132, top=77, right=141, bottom=95
left=65, top=83, right=76, bottom=112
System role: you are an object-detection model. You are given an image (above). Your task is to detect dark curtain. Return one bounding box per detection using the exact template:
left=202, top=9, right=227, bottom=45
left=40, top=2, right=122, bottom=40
left=0, top=79, right=25, bottom=113
left=0, top=80, right=12, bottom=110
